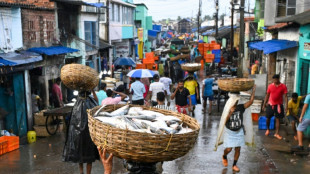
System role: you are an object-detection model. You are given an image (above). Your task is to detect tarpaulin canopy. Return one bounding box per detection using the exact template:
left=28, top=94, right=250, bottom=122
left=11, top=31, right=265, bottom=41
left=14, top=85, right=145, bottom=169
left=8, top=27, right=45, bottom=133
left=0, top=51, right=42, bottom=66
left=28, top=46, right=79, bottom=56
left=148, top=30, right=159, bottom=37
left=248, top=39, right=298, bottom=54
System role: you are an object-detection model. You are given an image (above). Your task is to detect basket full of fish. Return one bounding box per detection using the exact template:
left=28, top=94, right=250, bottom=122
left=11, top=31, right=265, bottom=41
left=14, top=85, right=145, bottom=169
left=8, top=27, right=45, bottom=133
left=88, top=105, right=200, bottom=163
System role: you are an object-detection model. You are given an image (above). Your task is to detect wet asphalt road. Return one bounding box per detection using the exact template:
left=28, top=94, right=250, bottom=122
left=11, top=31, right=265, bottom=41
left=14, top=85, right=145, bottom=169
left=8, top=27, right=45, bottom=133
left=1, top=76, right=310, bottom=173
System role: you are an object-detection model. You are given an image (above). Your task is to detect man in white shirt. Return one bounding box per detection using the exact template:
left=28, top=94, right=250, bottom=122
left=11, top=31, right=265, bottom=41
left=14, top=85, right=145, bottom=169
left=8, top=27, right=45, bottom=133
left=160, top=72, right=172, bottom=106
left=147, top=74, right=166, bottom=106
left=130, top=78, right=146, bottom=105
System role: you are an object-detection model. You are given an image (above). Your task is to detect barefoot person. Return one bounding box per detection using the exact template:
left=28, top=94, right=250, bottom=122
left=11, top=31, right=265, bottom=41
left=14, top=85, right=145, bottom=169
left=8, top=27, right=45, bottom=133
left=202, top=73, right=214, bottom=115
left=262, top=74, right=288, bottom=139
left=171, top=80, right=192, bottom=115
left=292, top=94, right=310, bottom=152
left=222, top=85, right=256, bottom=172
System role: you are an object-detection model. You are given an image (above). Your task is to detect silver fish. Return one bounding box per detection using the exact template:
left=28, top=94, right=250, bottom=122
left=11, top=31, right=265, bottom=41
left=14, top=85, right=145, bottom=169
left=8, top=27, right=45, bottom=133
left=128, top=107, right=143, bottom=115
left=94, top=105, right=107, bottom=117
left=138, top=110, right=165, bottom=117
left=125, top=115, right=156, bottom=121
left=109, top=105, right=130, bottom=116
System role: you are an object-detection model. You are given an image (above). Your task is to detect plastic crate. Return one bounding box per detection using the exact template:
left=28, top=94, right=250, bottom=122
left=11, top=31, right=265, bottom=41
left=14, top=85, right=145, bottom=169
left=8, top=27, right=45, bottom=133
left=212, top=49, right=221, bottom=55
left=214, top=58, right=221, bottom=63
left=214, top=45, right=221, bottom=49
left=204, top=54, right=215, bottom=59
left=0, top=140, right=8, bottom=156
left=258, top=116, right=275, bottom=130
left=136, top=64, right=145, bottom=69
left=5, top=136, right=19, bottom=152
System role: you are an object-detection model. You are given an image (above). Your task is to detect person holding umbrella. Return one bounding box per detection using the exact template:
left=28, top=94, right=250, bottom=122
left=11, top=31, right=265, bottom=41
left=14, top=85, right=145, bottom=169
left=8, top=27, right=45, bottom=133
left=127, top=69, right=155, bottom=105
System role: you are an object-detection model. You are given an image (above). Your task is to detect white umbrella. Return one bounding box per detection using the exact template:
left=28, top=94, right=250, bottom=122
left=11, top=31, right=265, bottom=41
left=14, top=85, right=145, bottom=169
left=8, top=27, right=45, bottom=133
left=127, top=69, right=155, bottom=78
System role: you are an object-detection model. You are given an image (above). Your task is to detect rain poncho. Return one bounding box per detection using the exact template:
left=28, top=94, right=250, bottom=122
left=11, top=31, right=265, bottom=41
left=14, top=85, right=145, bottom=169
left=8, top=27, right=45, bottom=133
left=214, top=93, right=254, bottom=151
left=63, top=92, right=99, bottom=163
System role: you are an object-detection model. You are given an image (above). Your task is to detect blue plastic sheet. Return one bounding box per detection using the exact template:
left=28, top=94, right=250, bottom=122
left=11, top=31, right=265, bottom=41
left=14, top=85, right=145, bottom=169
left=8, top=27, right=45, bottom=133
left=28, top=46, right=79, bottom=56
left=249, top=39, right=298, bottom=54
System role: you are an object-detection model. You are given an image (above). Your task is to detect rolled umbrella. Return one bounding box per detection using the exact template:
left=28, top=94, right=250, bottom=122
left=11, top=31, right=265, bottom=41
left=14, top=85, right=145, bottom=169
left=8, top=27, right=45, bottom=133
left=114, top=57, right=136, bottom=66
left=127, top=69, right=155, bottom=78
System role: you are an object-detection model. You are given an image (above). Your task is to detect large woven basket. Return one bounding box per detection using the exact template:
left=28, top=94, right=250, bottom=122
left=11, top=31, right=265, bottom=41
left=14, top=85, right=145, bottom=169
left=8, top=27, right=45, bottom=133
left=88, top=105, right=200, bottom=163
left=61, top=64, right=99, bottom=91
left=181, top=63, right=201, bottom=72
left=218, top=78, right=255, bottom=92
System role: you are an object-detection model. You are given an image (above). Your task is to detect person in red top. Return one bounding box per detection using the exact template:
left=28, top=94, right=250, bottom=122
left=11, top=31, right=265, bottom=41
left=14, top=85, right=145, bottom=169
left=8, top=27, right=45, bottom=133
left=52, top=78, right=63, bottom=108
left=262, top=74, right=288, bottom=139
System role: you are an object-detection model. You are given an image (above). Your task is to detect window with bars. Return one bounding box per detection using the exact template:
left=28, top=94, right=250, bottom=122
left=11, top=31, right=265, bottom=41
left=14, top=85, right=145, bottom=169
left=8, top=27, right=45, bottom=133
left=277, top=0, right=296, bottom=17
left=84, top=21, right=97, bottom=51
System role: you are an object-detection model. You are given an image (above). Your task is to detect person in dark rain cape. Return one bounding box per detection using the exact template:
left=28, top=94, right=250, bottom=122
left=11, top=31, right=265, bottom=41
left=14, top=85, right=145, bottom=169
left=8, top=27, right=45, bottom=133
left=63, top=90, right=99, bottom=174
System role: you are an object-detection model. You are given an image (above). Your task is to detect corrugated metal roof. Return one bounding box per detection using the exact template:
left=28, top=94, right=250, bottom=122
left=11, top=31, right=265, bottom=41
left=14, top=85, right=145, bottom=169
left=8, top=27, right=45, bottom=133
left=28, top=46, right=79, bottom=56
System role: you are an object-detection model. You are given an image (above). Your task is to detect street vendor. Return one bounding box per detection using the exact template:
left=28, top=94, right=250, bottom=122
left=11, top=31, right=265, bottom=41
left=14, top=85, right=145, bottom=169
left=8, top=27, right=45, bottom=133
left=221, top=85, right=256, bottom=172
left=171, top=80, right=192, bottom=115
left=184, top=74, right=199, bottom=116
left=63, top=90, right=99, bottom=174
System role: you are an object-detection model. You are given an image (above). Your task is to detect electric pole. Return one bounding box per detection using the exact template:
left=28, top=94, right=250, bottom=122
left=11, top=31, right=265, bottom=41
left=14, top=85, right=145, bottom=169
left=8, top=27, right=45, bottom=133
left=197, top=0, right=202, bottom=38
left=230, top=0, right=234, bottom=62
left=215, top=0, right=219, bottom=38
left=238, top=0, right=245, bottom=77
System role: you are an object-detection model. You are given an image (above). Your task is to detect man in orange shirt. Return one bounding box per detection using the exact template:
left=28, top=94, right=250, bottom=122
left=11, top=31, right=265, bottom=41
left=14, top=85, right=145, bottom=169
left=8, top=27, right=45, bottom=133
left=262, top=74, right=288, bottom=139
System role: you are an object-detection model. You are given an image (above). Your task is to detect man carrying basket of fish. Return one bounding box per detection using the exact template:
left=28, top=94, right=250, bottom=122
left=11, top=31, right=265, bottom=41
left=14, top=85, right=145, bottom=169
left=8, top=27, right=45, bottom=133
left=215, top=78, right=256, bottom=173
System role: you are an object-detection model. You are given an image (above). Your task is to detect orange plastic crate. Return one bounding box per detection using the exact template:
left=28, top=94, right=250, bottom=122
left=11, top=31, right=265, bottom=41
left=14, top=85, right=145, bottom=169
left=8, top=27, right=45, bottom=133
left=252, top=113, right=259, bottom=122
left=204, top=54, right=215, bottom=59
left=211, top=41, right=216, bottom=44
left=154, top=56, right=159, bottom=61
left=214, top=44, right=221, bottom=49
left=4, top=136, right=19, bottom=152
left=136, top=64, right=145, bottom=69
left=143, top=58, right=155, bottom=64
left=205, top=58, right=213, bottom=63
left=145, top=52, right=155, bottom=59
left=198, top=43, right=204, bottom=56
left=200, top=60, right=204, bottom=70
left=0, top=140, right=8, bottom=156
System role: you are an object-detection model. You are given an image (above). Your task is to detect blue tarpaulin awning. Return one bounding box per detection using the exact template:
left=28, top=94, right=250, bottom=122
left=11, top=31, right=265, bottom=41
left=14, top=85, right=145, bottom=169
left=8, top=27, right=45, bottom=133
left=54, top=0, right=106, bottom=8
left=0, top=51, right=42, bottom=66
left=248, top=39, right=298, bottom=54
left=148, top=30, right=158, bottom=37
left=28, top=46, right=79, bottom=56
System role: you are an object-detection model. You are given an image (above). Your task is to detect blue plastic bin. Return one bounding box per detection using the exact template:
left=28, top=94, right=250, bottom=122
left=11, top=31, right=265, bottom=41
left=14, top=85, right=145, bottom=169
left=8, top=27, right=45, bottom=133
left=258, top=116, right=275, bottom=130
left=214, top=58, right=221, bottom=63
left=212, top=49, right=221, bottom=55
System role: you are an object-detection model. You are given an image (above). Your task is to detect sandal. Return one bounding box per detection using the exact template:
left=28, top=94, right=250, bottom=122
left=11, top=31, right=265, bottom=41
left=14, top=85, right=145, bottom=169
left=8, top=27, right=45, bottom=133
left=274, top=134, right=282, bottom=140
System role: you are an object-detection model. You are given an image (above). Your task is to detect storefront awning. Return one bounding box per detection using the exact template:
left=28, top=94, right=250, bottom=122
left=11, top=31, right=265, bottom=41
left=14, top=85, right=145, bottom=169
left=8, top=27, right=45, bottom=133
left=248, top=39, right=298, bottom=54
left=0, top=51, right=42, bottom=66
left=28, top=46, right=79, bottom=56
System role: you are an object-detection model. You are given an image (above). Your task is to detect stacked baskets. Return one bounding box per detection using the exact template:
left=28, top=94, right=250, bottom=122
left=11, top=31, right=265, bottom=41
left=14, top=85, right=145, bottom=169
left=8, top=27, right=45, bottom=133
left=88, top=105, right=200, bottom=163
left=61, top=64, right=99, bottom=91
left=218, top=78, right=255, bottom=92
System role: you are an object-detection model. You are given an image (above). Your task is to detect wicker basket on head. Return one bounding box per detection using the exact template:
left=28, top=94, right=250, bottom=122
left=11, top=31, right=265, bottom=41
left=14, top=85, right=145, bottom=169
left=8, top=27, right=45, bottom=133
left=61, top=64, right=99, bottom=91
left=179, top=54, right=190, bottom=59
left=181, top=63, right=201, bottom=72
left=88, top=105, right=200, bottom=163
left=218, top=78, right=255, bottom=92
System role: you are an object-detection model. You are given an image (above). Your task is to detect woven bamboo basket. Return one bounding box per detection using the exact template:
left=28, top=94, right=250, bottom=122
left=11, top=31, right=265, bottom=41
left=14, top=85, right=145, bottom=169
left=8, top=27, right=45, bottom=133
left=171, top=50, right=180, bottom=55
left=218, top=78, right=255, bottom=92
left=61, top=64, right=99, bottom=91
left=33, top=125, right=54, bottom=137
left=88, top=105, right=200, bottom=163
left=181, top=63, right=201, bottom=72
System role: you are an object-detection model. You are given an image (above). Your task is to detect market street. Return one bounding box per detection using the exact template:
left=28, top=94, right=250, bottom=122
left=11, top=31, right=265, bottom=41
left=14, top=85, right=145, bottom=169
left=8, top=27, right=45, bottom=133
left=1, top=101, right=309, bottom=174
